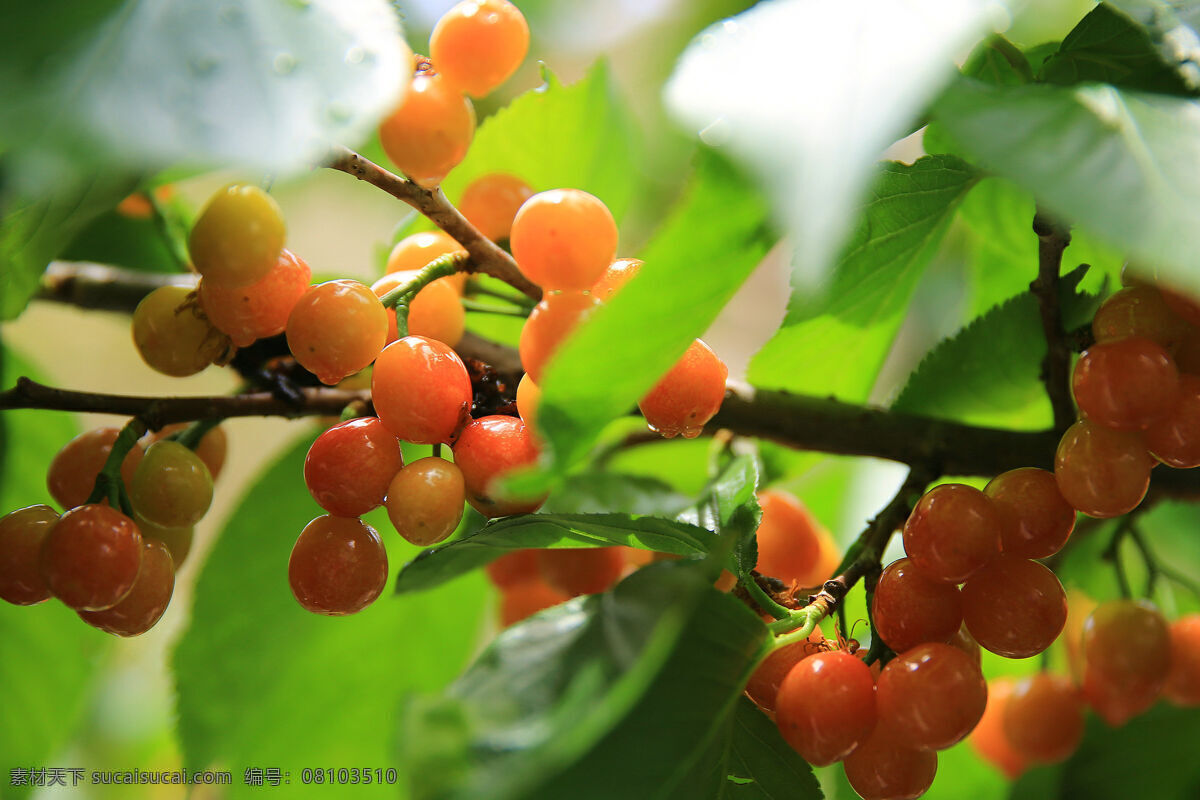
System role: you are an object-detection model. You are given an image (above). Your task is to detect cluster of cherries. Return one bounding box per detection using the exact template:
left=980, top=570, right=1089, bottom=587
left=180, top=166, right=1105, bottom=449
left=0, top=423, right=225, bottom=636
left=727, top=271, right=1200, bottom=798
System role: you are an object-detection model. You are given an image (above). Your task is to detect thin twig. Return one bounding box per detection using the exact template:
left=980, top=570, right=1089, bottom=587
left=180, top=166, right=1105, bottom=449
left=1031, top=210, right=1075, bottom=432
left=325, top=146, right=541, bottom=300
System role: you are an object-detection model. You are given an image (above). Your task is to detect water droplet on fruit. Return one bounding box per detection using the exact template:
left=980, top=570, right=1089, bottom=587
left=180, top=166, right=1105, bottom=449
left=274, top=52, right=298, bottom=75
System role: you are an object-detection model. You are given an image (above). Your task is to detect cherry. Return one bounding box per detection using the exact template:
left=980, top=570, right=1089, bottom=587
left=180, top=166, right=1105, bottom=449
left=1054, top=420, right=1153, bottom=518
left=537, top=547, right=625, bottom=597
left=385, top=231, right=467, bottom=292
left=774, top=650, right=877, bottom=766
left=128, top=440, right=213, bottom=528
left=744, top=632, right=827, bottom=714
left=187, top=184, right=286, bottom=288
left=146, top=423, right=227, bottom=481
left=499, top=579, right=569, bottom=626
left=131, top=286, right=226, bottom=377
left=133, top=513, right=194, bottom=569
left=753, top=489, right=823, bottom=587
left=372, top=336, right=473, bottom=445
left=286, top=280, right=388, bottom=385
left=1003, top=673, right=1084, bottom=764
left=198, top=248, right=311, bottom=347
left=385, top=457, right=466, bottom=546
left=968, top=677, right=1029, bottom=780
left=875, top=643, right=987, bottom=751
left=961, top=555, right=1067, bottom=659
left=78, top=539, right=175, bottom=637
left=843, top=725, right=938, bottom=800
left=1091, top=286, right=1189, bottom=349
left=458, top=173, right=534, bottom=241
left=452, top=415, right=545, bottom=517
left=47, top=427, right=145, bottom=511
left=40, top=504, right=143, bottom=611
left=902, top=483, right=1002, bottom=584
left=1072, top=337, right=1179, bottom=430
left=591, top=258, right=643, bottom=301
left=288, top=516, right=388, bottom=616
left=1081, top=598, right=1171, bottom=726
left=304, top=417, right=403, bottom=518
left=1144, top=373, right=1200, bottom=467
left=511, top=189, right=619, bottom=291
left=485, top=549, right=541, bottom=589
left=0, top=505, right=58, bottom=605
left=372, top=270, right=465, bottom=347
left=519, top=291, right=602, bottom=384
left=985, top=467, right=1075, bottom=559
left=379, top=68, right=475, bottom=188
left=1165, top=614, right=1200, bottom=707
left=871, top=557, right=963, bottom=654
left=639, top=339, right=728, bottom=439
left=430, top=0, right=530, bottom=97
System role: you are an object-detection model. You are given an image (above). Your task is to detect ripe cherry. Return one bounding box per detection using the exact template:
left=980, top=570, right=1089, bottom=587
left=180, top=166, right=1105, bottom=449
left=198, top=248, right=311, bottom=347
left=518, top=291, right=602, bottom=384
left=286, top=280, right=388, bottom=385
left=1081, top=599, right=1171, bottom=726
left=452, top=415, right=545, bottom=517
left=843, top=725, right=938, bottom=800
left=1055, top=420, right=1153, bottom=518
left=385, top=457, right=466, bottom=546
left=379, top=69, right=475, bottom=188
left=511, top=189, right=619, bottom=291
left=458, top=173, right=533, bottom=241
left=430, top=0, right=530, bottom=97
left=638, top=339, right=728, bottom=439
left=968, top=677, right=1029, bottom=780
left=753, top=489, right=823, bottom=587
left=960, top=555, right=1067, bottom=659
left=40, top=504, right=144, bottom=611
left=1165, top=614, right=1200, bottom=707
left=288, top=516, right=388, bottom=616
left=1003, top=673, right=1084, bottom=764
left=875, top=643, right=987, bottom=751
left=985, top=467, right=1075, bottom=559
left=537, top=547, right=625, bottom=597
left=304, top=417, right=403, bottom=517
left=774, top=650, right=877, bottom=766
left=78, top=539, right=175, bottom=637
left=744, top=631, right=827, bottom=714
left=871, top=557, right=964, bottom=654
left=47, top=427, right=145, bottom=511
left=1072, top=337, right=1179, bottom=430
left=0, top=505, right=58, bottom=605
left=372, top=336, right=473, bottom=445
left=902, top=483, right=1002, bottom=583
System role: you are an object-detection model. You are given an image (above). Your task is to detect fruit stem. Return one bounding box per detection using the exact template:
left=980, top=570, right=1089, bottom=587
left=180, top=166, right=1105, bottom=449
left=461, top=299, right=531, bottom=318
left=84, top=417, right=147, bottom=515
left=1126, top=521, right=1200, bottom=601
left=378, top=251, right=469, bottom=311
left=745, top=573, right=792, bottom=620
left=1104, top=519, right=1134, bottom=599
left=169, top=418, right=221, bottom=451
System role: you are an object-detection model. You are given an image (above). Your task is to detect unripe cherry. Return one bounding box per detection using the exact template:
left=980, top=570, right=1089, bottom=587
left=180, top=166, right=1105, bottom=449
left=188, top=184, right=286, bottom=288
left=385, top=457, right=466, bottom=546
left=132, top=286, right=226, bottom=377
left=129, top=440, right=213, bottom=529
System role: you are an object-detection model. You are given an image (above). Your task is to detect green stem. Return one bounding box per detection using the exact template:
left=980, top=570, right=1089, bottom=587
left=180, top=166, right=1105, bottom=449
left=461, top=300, right=531, bottom=318
left=744, top=574, right=791, bottom=621
left=1106, top=520, right=1134, bottom=599
left=1127, top=523, right=1200, bottom=601
left=84, top=417, right=147, bottom=514
left=771, top=607, right=822, bottom=646
left=378, top=251, right=469, bottom=310
left=467, top=282, right=537, bottom=309
left=168, top=418, right=221, bottom=450
left=147, top=192, right=190, bottom=272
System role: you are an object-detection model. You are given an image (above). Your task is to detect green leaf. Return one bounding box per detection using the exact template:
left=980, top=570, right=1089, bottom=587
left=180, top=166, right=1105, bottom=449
left=399, top=561, right=769, bottom=800
left=1107, top=0, right=1200, bottom=89
left=664, top=0, right=997, bottom=291
left=892, top=266, right=1103, bottom=428
left=0, top=174, right=138, bottom=320
left=0, top=344, right=109, bottom=799
left=748, top=156, right=979, bottom=401
left=665, top=697, right=822, bottom=799
left=673, top=454, right=762, bottom=576
left=530, top=149, right=772, bottom=482
left=173, top=434, right=486, bottom=795
left=963, top=35, right=1034, bottom=86
left=540, top=472, right=692, bottom=517
left=437, top=63, right=641, bottom=222
left=1039, top=3, right=1200, bottom=94
left=0, top=0, right=408, bottom=179
left=393, top=514, right=722, bottom=595
left=933, top=79, right=1200, bottom=297
left=58, top=208, right=181, bottom=274
left=1058, top=703, right=1200, bottom=799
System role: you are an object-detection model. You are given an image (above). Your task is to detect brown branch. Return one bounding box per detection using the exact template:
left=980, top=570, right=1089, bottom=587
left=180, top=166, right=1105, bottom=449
left=0, top=377, right=366, bottom=429
left=325, top=146, right=541, bottom=301
left=38, top=262, right=197, bottom=312
left=1032, top=210, right=1075, bottom=432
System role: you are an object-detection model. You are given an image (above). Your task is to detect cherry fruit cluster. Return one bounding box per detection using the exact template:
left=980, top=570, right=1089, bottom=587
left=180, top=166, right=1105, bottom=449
left=0, top=422, right=226, bottom=636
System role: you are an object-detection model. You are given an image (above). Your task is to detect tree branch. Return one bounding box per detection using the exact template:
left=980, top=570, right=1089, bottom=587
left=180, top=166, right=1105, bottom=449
left=325, top=146, right=541, bottom=301
left=1031, top=210, right=1075, bottom=432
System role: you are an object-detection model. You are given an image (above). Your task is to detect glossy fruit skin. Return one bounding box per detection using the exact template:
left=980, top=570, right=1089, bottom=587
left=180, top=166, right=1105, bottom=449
left=288, top=516, right=388, bottom=616
left=969, top=677, right=1029, bottom=780
left=458, top=173, right=533, bottom=240
left=129, top=440, right=214, bottom=528
left=386, top=231, right=467, bottom=292
left=385, top=457, right=465, bottom=546
left=538, top=547, right=625, bottom=597
left=753, top=489, right=823, bottom=586
left=78, top=539, right=175, bottom=637
left=188, top=184, right=286, bottom=288
left=147, top=424, right=227, bottom=480
left=774, top=650, right=877, bottom=766
left=872, top=557, right=964, bottom=654
left=0, top=505, right=58, bottom=605
left=485, top=549, right=541, bottom=589
left=132, top=286, right=226, bottom=377
left=304, top=417, right=403, bottom=517
left=430, top=0, right=529, bottom=97
left=40, top=504, right=144, bottom=611
left=745, top=633, right=827, bottom=714
left=639, top=339, right=729, bottom=439
left=499, top=579, right=568, bottom=626
left=1072, top=338, right=1179, bottom=430
left=1091, top=286, right=1189, bottom=349
left=511, top=189, right=619, bottom=291
left=516, top=374, right=541, bottom=433
left=591, top=258, right=643, bottom=301
left=47, top=427, right=145, bottom=511
left=1081, top=599, right=1171, bottom=726
left=287, top=280, right=388, bottom=385
left=902, top=483, right=1002, bottom=584
left=133, top=512, right=194, bottom=569
left=1165, top=615, right=1200, bottom=706
left=961, top=555, right=1067, bottom=659
left=1003, top=673, right=1084, bottom=764
left=946, top=623, right=982, bottom=665
left=379, top=70, right=475, bottom=188
left=1145, top=373, right=1200, bottom=467
left=372, top=270, right=465, bottom=347
left=372, top=336, right=473, bottom=444
left=453, top=415, right=545, bottom=517
left=518, top=291, right=602, bottom=383
left=985, top=467, right=1075, bottom=560
left=876, top=643, right=987, bottom=751
left=198, top=248, right=311, bottom=346
left=843, top=725, right=938, bottom=800
left=1054, top=420, right=1153, bottom=518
